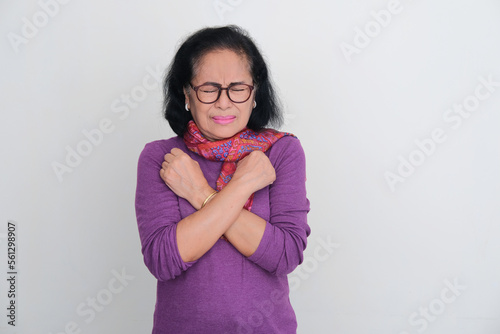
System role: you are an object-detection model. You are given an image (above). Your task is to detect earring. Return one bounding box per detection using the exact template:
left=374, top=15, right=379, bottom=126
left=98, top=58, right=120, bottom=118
left=185, top=103, right=189, bottom=111
left=253, top=101, right=257, bottom=109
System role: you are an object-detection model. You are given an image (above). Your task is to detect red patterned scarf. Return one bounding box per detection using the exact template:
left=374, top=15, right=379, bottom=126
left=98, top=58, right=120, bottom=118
left=183, top=120, right=294, bottom=211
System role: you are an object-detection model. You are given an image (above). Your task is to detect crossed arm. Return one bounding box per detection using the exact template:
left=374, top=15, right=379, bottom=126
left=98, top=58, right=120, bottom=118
left=136, top=138, right=310, bottom=281
left=159, top=148, right=275, bottom=262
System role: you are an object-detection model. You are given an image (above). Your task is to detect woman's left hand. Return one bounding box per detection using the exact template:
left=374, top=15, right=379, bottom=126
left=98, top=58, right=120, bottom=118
left=160, top=148, right=214, bottom=210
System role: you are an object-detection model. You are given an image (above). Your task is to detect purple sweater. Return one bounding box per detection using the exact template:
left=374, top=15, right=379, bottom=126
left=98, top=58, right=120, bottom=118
left=135, top=135, right=310, bottom=334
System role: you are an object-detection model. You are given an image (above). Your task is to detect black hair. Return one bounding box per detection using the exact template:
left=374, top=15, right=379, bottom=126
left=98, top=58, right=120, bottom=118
left=163, top=25, right=282, bottom=136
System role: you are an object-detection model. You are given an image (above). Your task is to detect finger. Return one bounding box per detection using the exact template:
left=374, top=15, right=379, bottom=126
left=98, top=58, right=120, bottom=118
left=170, top=147, right=185, bottom=156
left=250, top=150, right=264, bottom=157
left=162, top=161, right=169, bottom=169
left=164, top=153, right=175, bottom=163
left=237, top=153, right=250, bottom=164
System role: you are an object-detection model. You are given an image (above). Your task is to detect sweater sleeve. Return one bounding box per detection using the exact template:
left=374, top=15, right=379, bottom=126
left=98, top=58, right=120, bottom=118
left=135, top=140, right=197, bottom=281
left=247, top=136, right=311, bottom=276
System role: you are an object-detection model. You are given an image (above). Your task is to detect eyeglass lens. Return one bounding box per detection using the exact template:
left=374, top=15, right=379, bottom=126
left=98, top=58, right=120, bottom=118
left=196, top=84, right=252, bottom=103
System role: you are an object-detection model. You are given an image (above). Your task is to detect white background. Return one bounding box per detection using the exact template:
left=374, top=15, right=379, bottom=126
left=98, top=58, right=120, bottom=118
left=1, top=0, right=500, bottom=333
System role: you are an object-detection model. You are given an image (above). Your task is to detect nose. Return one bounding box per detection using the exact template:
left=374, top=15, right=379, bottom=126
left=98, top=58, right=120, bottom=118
left=214, top=88, right=232, bottom=109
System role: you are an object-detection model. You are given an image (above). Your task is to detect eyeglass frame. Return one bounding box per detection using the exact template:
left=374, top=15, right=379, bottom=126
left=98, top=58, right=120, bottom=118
left=189, top=82, right=255, bottom=104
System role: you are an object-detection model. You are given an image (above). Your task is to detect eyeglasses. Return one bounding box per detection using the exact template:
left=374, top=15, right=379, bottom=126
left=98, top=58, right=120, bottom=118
left=190, top=83, right=254, bottom=104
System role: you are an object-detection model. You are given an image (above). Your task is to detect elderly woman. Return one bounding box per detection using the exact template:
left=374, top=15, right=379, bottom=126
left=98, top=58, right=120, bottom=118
left=135, top=25, right=310, bottom=333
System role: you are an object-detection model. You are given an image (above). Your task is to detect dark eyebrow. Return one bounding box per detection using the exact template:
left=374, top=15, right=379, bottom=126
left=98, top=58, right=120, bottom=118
left=199, top=81, right=249, bottom=86
left=200, top=81, right=221, bottom=86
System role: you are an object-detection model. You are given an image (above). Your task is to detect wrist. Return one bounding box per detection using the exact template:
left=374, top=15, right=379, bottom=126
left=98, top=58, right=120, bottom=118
left=201, top=190, right=218, bottom=209
left=223, top=179, right=254, bottom=204
left=195, top=186, right=216, bottom=210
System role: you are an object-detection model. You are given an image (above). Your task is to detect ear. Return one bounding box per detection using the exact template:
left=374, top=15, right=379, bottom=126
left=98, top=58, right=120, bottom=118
left=183, top=87, right=190, bottom=108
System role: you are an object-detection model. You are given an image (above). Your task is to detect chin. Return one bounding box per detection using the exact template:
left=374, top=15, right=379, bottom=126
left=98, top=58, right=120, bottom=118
left=216, top=123, right=242, bottom=134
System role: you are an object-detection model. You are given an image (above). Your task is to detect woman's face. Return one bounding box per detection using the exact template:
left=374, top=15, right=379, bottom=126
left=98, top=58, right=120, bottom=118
left=185, top=49, right=254, bottom=141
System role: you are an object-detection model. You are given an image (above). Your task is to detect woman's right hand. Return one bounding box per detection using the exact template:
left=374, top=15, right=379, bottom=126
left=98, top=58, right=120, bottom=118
left=160, top=148, right=214, bottom=210
left=231, top=150, right=276, bottom=194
